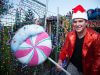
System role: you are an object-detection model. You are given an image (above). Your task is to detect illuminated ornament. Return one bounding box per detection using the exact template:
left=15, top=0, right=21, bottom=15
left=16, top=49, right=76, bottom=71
left=11, top=24, right=52, bottom=66
left=72, top=5, right=88, bottom=20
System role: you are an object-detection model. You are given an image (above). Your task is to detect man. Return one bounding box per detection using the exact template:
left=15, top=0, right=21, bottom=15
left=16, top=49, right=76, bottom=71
left=57, top=5, right=100, bottom=75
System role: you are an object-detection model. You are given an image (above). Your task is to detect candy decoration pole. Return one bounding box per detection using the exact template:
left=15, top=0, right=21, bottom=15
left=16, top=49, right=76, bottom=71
left=48, top=57, right=71, bottom=75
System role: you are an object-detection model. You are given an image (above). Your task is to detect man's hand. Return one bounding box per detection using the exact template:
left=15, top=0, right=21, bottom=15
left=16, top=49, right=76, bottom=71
left=56, top=60, right=63, bottom=71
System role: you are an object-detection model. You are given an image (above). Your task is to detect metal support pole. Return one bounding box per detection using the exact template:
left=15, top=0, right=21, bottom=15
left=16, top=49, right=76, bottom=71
left=48, top=57, right=71, bottom=75
left=44, top=0, right=48, bottom=30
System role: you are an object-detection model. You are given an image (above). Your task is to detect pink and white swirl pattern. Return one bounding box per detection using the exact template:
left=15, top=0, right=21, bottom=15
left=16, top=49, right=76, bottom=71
left=11, top=25, right=52, bottom=66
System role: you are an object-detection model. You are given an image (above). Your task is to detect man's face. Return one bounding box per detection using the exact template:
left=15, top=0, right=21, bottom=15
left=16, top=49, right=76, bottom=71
left=73, top=18, right=87, bottom=33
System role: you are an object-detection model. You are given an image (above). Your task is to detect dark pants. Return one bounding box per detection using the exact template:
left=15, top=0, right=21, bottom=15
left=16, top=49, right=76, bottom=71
left=50, top=63, right=83, bottom=75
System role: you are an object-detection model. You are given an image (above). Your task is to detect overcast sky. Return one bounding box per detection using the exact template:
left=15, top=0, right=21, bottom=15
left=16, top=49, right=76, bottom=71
left=9, top=0, right=100, bottom=16
left=39, top=0, right=100, bottom=16
left=2, top=0, right=100, bottom=26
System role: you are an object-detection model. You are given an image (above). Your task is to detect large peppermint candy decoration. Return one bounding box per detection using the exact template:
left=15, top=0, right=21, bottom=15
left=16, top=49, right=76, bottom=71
left=11, top=24, right=52, bottom=66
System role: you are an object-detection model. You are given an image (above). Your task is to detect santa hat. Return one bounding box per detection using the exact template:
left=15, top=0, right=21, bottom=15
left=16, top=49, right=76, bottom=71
left=72, top=5, right=88, bottom=20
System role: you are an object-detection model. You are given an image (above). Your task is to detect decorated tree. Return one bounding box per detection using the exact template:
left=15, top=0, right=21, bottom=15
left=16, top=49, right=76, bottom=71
left=13, top=9, right=22, bottom=32
left=0, top=0, right=14, bottom=74
left=24, top=9, right=35, bottom=25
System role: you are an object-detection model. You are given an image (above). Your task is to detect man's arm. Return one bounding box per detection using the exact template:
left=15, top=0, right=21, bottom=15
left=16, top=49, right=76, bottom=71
left=91, top=34, right=100, bottom=75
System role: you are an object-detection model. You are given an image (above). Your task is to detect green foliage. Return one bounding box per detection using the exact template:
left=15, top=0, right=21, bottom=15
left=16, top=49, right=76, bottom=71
left=24, top=9, right=35, bottom=24
left=0, top=26, right=12, bottom=74
left=13, top=9, right=22, bottom=32
left=13, top=9, right=35, bottom=32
